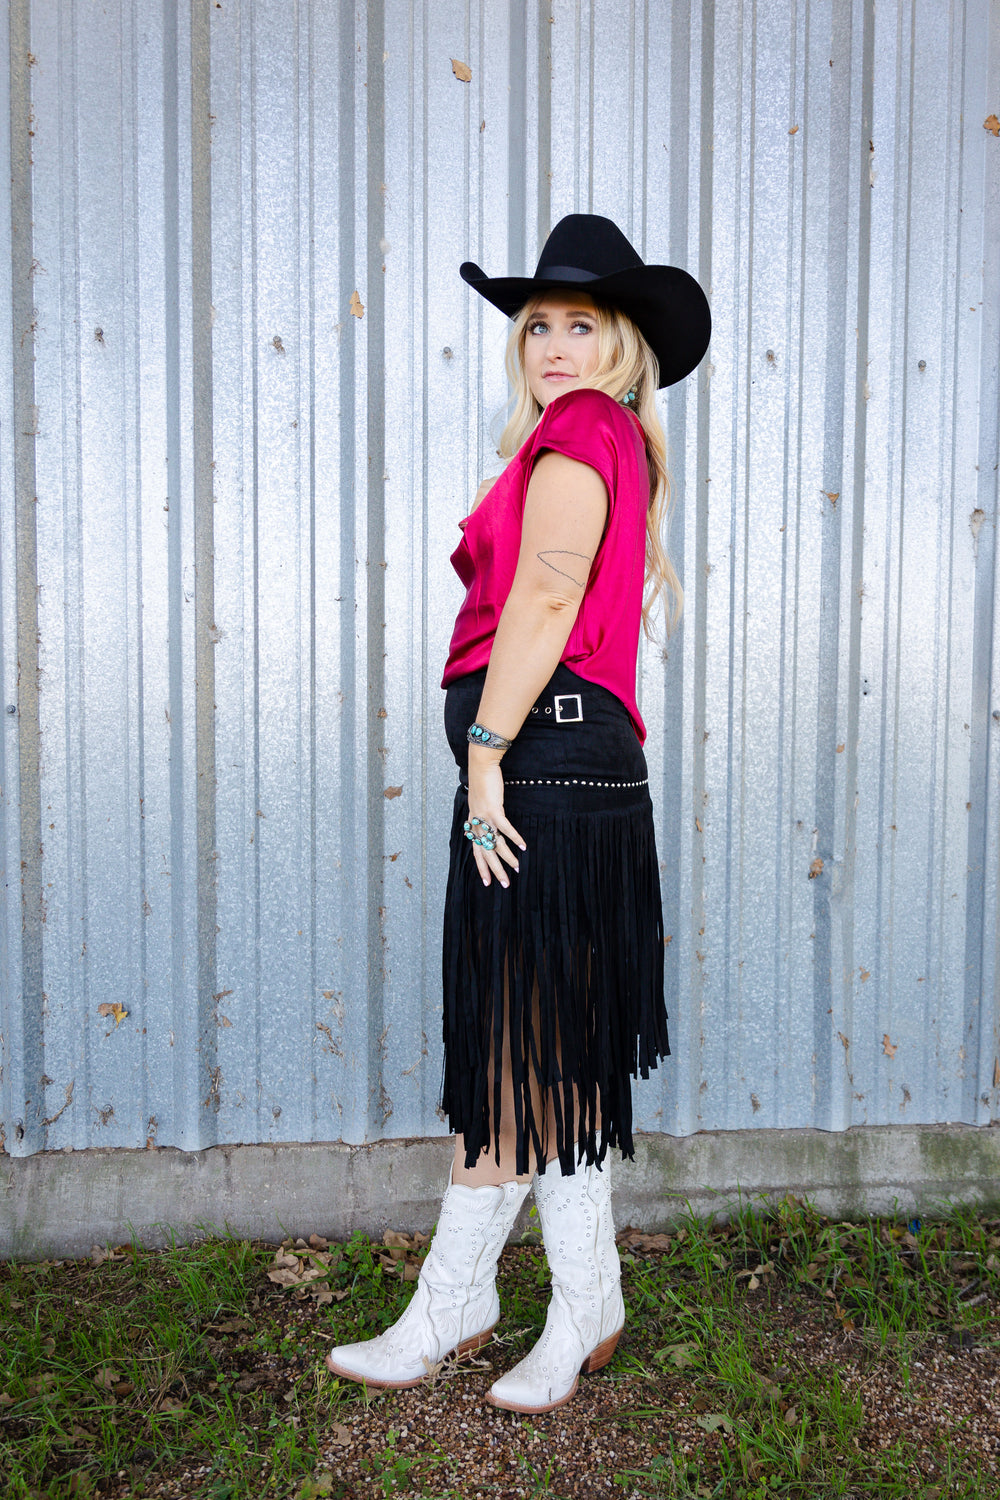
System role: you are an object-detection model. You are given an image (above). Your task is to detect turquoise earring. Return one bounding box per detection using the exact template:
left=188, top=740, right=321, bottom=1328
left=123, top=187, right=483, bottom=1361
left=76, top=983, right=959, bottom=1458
left=622, top=387, right=638, bottom=406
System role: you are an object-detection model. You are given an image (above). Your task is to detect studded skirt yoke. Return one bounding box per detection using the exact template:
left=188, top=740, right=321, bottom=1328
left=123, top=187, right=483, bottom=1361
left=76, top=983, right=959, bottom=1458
left=441, top=664, right=670, bottom=1177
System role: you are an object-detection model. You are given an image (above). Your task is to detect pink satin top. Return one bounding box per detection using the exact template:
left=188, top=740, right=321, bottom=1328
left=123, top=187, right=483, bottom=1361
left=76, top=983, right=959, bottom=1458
left=441, top=387, right=650, bottom=743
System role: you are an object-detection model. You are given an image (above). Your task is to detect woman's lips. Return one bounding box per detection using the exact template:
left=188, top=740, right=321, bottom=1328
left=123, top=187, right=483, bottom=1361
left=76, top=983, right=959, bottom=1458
left=543, top=371, right=576, bottom=380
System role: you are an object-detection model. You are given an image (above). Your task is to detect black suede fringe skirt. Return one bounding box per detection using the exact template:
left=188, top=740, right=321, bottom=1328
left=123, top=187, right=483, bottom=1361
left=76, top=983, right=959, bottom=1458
left=441, top=664, right=669, bottom=1177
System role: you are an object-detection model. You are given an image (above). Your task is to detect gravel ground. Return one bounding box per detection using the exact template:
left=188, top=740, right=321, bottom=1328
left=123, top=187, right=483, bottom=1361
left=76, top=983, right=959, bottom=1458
left=121, top=1247, right=1000, bottom=1500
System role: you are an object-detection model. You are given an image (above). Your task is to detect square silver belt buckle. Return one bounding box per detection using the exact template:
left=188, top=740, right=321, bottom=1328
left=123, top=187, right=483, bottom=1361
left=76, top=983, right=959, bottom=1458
left=553, top=693, right=583, bottom=724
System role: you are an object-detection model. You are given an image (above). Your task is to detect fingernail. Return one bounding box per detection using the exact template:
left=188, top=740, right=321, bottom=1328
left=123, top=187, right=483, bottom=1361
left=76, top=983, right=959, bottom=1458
left=482, top=877, right=490, bottom=887
left=512, top=863, right=520, bottom=872
left=500, top=880, right=509, bottom=889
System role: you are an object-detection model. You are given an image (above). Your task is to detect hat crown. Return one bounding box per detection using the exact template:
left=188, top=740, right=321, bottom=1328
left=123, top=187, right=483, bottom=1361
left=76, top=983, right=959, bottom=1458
left=459, top=212, right=711, bottom=388
left=534, top=214, right=644, bottom=281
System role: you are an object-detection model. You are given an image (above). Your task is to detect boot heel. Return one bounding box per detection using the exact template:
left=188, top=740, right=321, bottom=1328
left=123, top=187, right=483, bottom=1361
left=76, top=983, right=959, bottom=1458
left=580, top=1329, right=620, bottom=1375
left=456, top=1324, right=496, bottom=1357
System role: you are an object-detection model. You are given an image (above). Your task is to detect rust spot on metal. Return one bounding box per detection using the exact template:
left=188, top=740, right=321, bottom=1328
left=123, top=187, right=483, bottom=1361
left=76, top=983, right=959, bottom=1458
left=42, top=1080, right=74, bottom=1127
left=204, top=1067, right=223, bottom=1112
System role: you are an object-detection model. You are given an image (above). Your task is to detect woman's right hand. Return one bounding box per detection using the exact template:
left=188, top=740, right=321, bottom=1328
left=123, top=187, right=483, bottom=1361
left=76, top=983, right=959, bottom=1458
left=466, top=750, right=526, bottom=889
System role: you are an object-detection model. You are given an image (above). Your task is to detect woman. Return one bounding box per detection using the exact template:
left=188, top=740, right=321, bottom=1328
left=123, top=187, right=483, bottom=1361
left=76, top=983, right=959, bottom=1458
left=327, top=214, right=710, bottom=1413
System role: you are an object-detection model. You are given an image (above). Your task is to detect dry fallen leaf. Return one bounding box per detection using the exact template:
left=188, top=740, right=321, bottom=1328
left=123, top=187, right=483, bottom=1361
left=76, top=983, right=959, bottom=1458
left=383, top=1229, right=430, bottom=1254
left=384, top=785, right=403, bottom=800
left=860, top=968, right=870, bottom=982
left=451, top=58, right=472, bottom=81
left=658, top=1342, right=697, bottom=1369
left=618, top=1229, right=674, bottom=1252
left=267, top=1266, right=301, bottom=1287
left=93, top=1366, right=119, bottom=1390
left=696, top=1413, right=733, bottom=1434
left=882, top=1033, right=897, bottom=1058
left=788, top=124, right=799, bottom=134
left=267, top=1245, right=345, bottom=1302
left=90, top=1244, right=128, bottom=1266
left=349, top=290, right=364, bottom=319
left=329, top=1421, right=352, bottom=1445
left=97, top=1002, right=128, bottom=1026
left=808, top=857, right=824, bottom=879
left=985, top=114, right=1000, bottom=137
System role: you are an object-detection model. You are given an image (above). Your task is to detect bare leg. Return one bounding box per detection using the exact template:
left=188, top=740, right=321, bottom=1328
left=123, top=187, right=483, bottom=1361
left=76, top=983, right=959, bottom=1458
left=452, top=1046, right=533, bottom=1186
left=452, top=1134, right=532, bottom=1187
left=452, top=991, right=536, bottom=1187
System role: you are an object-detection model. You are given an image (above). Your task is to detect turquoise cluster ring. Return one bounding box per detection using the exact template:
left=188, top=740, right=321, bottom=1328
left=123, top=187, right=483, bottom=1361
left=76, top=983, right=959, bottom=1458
left=463, top=816, right=497, bottom=852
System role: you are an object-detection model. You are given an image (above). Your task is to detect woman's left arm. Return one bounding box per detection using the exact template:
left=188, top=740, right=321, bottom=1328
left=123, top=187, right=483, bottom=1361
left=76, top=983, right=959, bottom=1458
left=466, top=448, right=609, bottom=886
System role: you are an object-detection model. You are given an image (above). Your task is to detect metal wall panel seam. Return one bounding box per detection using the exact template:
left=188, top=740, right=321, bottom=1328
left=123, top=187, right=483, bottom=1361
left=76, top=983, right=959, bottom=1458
left=634, top=0, right=694, bottom=1136
left=8, top=0, right=43, bottom=1157
left=772, top=0, right=807, bottom=1131
left=302, top=0, right=319, bottom=1139
left=965, top=0, right=1000, bottom=1122
left=809, top=0, right=853, bottom=1128
left=335, top=0, right=370, bottom=1145
left=0, top=0, right=36, bottom=1157
left=379, top=0, right=418, bottom=1136
left=684, top=0, right=715, bottom=1136
left=130, top=0, right=181, bottom=1153
left=857, top=0, right=909, bottom=1128
left=789, top=0, right=829, bottom=1131
left=824, top=0, right=872, bottom=1132
left=163, top=0, right=203, bottom=1149
left=364, top=0, right=389, bottom=1139
left=0, top=0, right=19, bottom=1153
left=192, top=0, right=219, bottom=1148
left=310, top=0, right=352, bottom=1143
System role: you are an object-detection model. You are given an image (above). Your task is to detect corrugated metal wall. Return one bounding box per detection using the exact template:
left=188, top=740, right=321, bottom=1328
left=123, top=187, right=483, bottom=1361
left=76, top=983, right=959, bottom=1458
left=2, top=0, right=998, bottom=1160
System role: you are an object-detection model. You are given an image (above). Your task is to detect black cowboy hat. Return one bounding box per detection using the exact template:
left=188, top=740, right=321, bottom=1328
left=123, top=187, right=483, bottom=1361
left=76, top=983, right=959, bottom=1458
left=460, top=213, right=711, bottom=389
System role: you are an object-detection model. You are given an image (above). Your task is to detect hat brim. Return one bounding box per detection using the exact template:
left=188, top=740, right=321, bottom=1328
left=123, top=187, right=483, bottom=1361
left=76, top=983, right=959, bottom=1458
left=459, top=261, right=711, bottom=388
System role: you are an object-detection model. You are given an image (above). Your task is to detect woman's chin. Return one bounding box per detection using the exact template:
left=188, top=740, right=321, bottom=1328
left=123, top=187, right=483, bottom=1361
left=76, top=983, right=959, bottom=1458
left=534, top=377, right=580, bottom=405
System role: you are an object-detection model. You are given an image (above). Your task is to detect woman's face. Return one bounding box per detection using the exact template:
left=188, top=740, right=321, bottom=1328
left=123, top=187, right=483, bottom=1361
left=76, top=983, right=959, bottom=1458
left=522, top=291, right=601, bottom=407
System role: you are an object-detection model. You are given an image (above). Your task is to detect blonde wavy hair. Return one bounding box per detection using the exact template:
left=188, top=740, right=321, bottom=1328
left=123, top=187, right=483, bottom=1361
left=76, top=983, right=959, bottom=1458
left=498, top=293, right=682, bottom=636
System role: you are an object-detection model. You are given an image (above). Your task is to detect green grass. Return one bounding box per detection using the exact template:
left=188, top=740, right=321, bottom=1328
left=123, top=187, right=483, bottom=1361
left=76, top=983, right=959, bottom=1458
left=1, top=1196, right=998, bottom=1498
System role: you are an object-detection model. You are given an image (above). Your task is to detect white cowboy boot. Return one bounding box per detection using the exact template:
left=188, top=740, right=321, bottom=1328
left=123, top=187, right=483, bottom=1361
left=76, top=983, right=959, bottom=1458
left=325, top=1173, right=530, bottom=1388
left=486, top=1159, right=624, bottom=1413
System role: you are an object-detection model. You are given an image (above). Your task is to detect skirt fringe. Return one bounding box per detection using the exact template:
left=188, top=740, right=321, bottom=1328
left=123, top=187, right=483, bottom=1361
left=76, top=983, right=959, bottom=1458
left=441, top=788, right=668, bottom=1176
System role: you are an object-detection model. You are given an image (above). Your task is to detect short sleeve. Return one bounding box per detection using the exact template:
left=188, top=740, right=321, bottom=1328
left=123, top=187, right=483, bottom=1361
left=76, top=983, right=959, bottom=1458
left=523, top=387, right=642, bottom=521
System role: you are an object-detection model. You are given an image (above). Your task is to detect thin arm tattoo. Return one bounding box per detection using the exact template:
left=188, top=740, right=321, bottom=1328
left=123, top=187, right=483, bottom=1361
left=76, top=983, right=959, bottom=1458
left=536, top=550, right=593, bottom=588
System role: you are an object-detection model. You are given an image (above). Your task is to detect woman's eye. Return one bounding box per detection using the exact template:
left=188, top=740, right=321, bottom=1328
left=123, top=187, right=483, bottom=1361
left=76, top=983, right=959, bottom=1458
left=572, top=321, right=594, bottom=334
left=528, top=321, right=548, bottom=334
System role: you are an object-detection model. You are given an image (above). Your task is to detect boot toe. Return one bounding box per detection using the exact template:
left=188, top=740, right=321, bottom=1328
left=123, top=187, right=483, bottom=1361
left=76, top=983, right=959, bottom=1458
left=325, top=1339, right=428, bottom=1388
left=486, top=1366, right=579, bottom=1413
